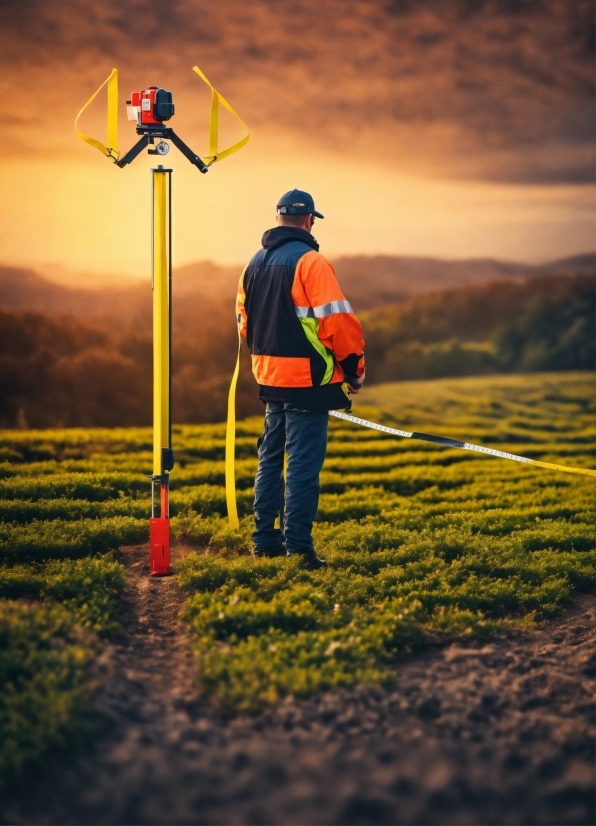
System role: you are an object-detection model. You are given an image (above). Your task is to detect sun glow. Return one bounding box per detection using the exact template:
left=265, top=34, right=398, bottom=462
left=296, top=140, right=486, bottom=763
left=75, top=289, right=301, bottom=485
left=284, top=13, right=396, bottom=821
left=2, top=128, right=593, bottom=282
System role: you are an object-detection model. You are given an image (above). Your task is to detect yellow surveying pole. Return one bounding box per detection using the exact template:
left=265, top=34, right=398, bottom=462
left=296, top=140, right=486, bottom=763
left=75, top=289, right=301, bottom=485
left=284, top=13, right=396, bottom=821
left=149, top=165, right=173, bottom=575
left=75, top=68, right=249, bottom=575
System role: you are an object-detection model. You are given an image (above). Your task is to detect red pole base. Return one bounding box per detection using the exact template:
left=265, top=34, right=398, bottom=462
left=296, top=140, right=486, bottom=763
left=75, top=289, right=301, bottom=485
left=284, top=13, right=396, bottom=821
left=150, top=516, right=170, bottom=576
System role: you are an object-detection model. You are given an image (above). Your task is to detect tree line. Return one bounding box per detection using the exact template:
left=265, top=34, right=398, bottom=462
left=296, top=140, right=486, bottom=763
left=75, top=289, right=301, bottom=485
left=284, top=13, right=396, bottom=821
left=0, top=274, right=592, bottom=428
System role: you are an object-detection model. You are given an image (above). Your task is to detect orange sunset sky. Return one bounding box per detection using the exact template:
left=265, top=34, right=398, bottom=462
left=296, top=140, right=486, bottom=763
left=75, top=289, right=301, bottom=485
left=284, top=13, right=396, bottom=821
left=1, top=0, right=594, bottom=281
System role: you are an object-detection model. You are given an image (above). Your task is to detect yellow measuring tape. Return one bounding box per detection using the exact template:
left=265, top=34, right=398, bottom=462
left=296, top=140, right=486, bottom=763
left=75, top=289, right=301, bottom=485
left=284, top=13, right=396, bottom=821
left=74, top=66, right=249, bottom=167
left=75, top=68, right=119, bottom=161
left=225, top=365, right=596, bottom=527
left=329, top=409, right=596, bottom=478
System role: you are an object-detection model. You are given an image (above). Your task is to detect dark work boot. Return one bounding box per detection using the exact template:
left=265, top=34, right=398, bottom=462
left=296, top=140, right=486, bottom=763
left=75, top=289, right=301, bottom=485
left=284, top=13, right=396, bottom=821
left=252, top=545, right=286, bottom=559
left=288, top=550, right=327, bottom=569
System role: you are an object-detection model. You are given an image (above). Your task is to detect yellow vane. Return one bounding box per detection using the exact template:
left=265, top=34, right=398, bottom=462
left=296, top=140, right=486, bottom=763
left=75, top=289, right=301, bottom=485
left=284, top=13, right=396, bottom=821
left=74, top=69, right=119, bottom=161
left=192, top=66, right=250, bottom=165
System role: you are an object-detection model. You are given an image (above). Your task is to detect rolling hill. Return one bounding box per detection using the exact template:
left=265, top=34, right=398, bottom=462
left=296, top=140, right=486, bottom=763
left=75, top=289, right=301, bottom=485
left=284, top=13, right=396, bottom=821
left=1, top=253, right=593, bottom=324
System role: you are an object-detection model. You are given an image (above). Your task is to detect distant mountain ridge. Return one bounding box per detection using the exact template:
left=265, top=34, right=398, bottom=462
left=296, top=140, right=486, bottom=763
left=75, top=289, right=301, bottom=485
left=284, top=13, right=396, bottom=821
left=332, top=253, right=595, bottom=309
left=0, top=253, right=593, bottom=324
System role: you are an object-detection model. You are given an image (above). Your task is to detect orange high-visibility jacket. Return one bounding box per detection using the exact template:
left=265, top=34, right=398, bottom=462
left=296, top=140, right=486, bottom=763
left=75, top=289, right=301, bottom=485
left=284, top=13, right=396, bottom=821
left=237, top=226, right=365, bottom=409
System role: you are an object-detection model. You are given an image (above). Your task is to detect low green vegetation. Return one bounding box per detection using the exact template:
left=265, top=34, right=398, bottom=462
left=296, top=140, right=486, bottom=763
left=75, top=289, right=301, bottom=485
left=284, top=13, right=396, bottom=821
left=0, top=602, right=94, bottom=782
left=0, top=554, right=126, bottom=784
left=0, top=372, right=594, bottom=769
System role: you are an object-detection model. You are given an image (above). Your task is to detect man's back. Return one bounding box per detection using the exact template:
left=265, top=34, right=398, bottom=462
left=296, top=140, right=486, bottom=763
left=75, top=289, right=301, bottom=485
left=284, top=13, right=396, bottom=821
left=238, top=224, right=365, bottom=409
left=244, top=228, right=319, bottom=373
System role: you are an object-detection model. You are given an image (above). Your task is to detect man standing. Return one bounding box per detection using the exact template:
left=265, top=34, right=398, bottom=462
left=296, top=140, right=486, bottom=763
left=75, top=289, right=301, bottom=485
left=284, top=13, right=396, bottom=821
left=236, top=189, right=365, bottom=568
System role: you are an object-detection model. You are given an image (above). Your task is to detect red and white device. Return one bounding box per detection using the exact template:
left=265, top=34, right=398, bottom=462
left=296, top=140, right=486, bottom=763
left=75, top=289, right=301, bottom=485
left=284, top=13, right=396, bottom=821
left=118, top=86, right=207, bottom=172
left=127, top=87, right=175, bottom=126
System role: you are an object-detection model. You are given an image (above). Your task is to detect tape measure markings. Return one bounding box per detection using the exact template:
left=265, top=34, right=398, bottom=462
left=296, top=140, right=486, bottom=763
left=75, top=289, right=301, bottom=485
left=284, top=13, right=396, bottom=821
left=330, top=410, right=413, bottom=439
left=330, top=410, right=595, bottom=478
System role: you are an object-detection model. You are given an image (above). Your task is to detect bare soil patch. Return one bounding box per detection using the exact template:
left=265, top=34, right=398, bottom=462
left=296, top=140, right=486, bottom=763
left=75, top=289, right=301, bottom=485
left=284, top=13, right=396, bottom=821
left=1, top=545, right=594, bottom=826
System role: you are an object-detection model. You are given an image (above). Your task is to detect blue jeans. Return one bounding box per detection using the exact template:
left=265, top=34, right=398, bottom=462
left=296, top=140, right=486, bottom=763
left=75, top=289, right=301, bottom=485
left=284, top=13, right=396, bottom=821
left=253, top=402, right=329, bottom=554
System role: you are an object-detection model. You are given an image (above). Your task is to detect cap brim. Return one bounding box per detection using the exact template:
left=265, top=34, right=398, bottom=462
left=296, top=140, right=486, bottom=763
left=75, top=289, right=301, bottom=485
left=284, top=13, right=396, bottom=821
left=314, top=210, right=324, bottom=219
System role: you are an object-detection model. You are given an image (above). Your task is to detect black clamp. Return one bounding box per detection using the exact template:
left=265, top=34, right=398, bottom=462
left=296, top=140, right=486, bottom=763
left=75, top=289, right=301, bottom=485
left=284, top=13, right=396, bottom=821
left=162, top=447, right=175, bottom=472
left=146, top=448, right=175, bottom=483
left=116, top=125, right=209, bottom=173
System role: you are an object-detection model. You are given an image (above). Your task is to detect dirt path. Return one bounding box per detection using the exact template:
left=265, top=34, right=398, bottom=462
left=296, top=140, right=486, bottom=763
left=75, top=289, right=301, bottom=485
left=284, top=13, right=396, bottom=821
left=2, top=545, right=594, bottom=826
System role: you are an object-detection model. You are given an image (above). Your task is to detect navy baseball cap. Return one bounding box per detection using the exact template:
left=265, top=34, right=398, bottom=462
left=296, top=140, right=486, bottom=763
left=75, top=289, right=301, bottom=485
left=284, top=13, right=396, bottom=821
left=277, top=189, right=324, bottom=219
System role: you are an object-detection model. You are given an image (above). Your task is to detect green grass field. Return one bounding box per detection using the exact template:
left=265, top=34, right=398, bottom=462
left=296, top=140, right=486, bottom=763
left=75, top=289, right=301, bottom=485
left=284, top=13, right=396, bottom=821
left=0, top=372, right=594, bottom=777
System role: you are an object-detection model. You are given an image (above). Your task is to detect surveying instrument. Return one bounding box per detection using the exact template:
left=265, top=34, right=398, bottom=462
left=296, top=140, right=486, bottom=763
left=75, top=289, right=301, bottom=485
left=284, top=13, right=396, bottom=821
left=76, top=67, right=248, bottom=575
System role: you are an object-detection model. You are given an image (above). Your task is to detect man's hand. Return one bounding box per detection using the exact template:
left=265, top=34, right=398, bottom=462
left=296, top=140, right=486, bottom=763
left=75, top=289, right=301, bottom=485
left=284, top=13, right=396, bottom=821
left=347, top=370, right=365, bottom=394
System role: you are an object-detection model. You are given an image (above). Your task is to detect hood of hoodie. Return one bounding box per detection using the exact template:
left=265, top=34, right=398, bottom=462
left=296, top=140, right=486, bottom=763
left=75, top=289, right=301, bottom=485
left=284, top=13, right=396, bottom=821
left=261, top=226, right=319, bottom=252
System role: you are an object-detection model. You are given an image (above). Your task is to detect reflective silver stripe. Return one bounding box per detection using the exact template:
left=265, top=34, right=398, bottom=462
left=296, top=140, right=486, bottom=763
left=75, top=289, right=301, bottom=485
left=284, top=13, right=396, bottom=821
left=295, top=299, right=353, bottom=319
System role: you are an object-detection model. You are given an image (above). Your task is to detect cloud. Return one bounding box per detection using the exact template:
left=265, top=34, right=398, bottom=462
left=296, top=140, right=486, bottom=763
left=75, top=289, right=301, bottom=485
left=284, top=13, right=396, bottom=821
left=1, top=0, right=594, bottom=182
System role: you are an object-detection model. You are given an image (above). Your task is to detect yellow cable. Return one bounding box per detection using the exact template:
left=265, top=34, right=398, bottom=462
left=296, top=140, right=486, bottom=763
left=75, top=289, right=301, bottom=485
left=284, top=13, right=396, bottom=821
left=225, top=338, right=241, bottom=529
left=74, top=69, right=119, bottom=160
